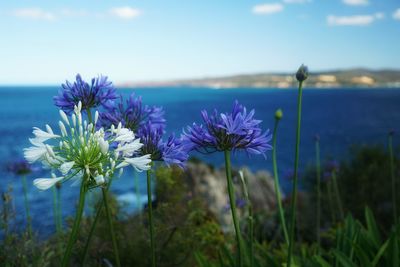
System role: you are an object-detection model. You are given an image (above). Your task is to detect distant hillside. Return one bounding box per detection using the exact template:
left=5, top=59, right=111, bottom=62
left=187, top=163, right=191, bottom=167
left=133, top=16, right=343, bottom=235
left=122, top=69, right=400, bottom=89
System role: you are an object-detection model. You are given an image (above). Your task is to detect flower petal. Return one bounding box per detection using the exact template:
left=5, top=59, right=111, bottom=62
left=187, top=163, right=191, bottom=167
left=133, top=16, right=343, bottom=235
left=33, top=177, right=64, bottom=190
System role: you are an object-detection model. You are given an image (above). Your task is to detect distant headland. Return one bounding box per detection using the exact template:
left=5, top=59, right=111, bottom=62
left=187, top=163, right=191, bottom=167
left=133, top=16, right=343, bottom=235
left=119, top=68, right=400, bottom=89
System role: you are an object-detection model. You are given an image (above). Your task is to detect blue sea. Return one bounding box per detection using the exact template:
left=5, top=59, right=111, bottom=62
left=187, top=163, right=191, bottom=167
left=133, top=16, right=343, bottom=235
left=1, top=87, right=400, bottom=237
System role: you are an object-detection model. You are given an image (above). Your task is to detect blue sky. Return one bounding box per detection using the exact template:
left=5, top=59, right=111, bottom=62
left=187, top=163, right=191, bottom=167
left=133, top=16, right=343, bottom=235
left=0, top=0, right=399, bottom=85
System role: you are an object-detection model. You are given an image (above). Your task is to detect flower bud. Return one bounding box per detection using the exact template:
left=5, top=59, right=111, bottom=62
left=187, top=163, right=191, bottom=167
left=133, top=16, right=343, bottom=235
left=94, top=111, right=99, bottom=125
left=274, top=109, right=283, bottom=120
left=59, top=110, right=70, bottom=126
left=389, top=129, right=395, bottom=136
left=99, top=138, right=109, bottom=154
left=314, top=134, right=320, bottom=142
left=94, top=175, right=105, bottom=185
left=72, top=114, right=76, bottom=127
left=59, top=121, right=67, bottom=137
left=296, top=64, right=308, bottom=82
left=46, top=124, right=54, bottom=135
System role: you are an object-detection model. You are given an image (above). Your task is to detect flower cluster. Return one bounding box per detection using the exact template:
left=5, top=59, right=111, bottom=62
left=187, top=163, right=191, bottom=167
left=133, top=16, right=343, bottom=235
left=54, top=74, right=117, bottom=114
left=100, top=93, right=165, bottom=132
left=183, top=101, right=272, bottom=155
left=136, top=122, right=188, bottom=169
left=24, top=101, right=151, bottom=190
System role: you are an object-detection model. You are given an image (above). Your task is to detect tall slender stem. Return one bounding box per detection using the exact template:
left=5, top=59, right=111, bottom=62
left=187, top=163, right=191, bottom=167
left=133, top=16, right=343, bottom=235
left=389, top=134, right=398, bottom=225
left=272, top=119, right=289, bottom=245
left=331, top=171, right=344, bottom=221
left=57, top=186, right=62, bottom=232
left=315, top=139, right=321, bottom=254
left=287, top=80, right=304, bottom=267
left=22, top=175, right=32, bottom=238
left=147, top=168, right=156, bottom=267
left=135, top=171, right=142, bottom=213
left=102, top=187, right=121, bottom=267
left=52, top=186, right=60, bottom=235
left=327, top=179, right=336, bottom=223
left=248, top=206, right=254, bottom=267
left=61, top=178, right=87, bottom=267
left=81, top=181, right=112, bottom=264
left=224, top=150, right=243, bottom=267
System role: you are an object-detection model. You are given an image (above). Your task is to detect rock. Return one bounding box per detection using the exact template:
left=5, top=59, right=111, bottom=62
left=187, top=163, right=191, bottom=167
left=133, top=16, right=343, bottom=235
left=184, top=161, right=278, bottom=231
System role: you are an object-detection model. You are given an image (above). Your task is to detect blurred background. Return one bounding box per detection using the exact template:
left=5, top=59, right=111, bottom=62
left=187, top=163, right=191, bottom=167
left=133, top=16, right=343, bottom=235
left=1, top=0, right=400, bottom=237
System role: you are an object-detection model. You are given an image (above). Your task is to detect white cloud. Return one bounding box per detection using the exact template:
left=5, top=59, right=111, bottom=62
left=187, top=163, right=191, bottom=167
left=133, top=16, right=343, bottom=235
left=327, top=13, right=383, bottom=26
left=109, top=7, right=141, bottom=19
left=393, top=9, right=400, bottom=20
left=283, top=0, right=311, bottom=4
left=13, top=8, right=55, bottom=21
left=252, top=3, right=284, bottom=15
left=342, top=0, right=368, bottom=6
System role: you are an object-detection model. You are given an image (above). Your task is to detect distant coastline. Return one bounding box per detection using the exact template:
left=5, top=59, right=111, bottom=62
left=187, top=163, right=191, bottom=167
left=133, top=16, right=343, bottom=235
left=118, top=68, right=400, bottom=89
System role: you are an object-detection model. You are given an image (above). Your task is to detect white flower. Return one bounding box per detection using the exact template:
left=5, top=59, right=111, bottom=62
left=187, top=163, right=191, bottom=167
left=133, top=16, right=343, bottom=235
left=115, top=130, right=135, bottom=144
left=60, top=161, right=75, bottom=175
left=115, top=139, right=143, bottom=157
left=117, top=154, right=152, bottom=172
left=33, top=176, right=64, bottom=190
left=32, top=127, right=59, bottom=142
left=24, top=144, right=47, bottom=163
left=25, top=102, right=152, bottom=190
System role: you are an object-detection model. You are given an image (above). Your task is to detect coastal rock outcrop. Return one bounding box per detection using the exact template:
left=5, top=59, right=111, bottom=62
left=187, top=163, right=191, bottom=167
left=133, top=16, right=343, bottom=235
left=184, top=161, right=278, bottom=231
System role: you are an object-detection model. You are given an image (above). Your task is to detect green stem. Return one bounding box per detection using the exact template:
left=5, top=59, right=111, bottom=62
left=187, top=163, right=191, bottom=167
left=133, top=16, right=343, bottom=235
left=57, top=186, right=62, bottom=232
left=61, top=178, right=87, bottom=267
left=52, top=186, right=60, bottom=235
left=331, top=171, right=344, bottom=221
left=102, top=187, right=121, bottom=267
left=327, top=180, right=336, bottom=223
left=389, top=134, right=398, bottom=225
left=81, top=181, right=112, bottom=265
left=147, top=168, right=156, bottom=267
left=22, top=175, right=32, bottom=238
left=86, top=108, right=92, bottom=124
left=224, top=150, right=243, bottom=267
left=248, top=208, right=254, bottom=267
left=315, top=140, right=321, bottom=254
left=135, top=171, right=142, bottom=213
left=272, top=119, right=289, bottom=245
left=287, top=80, right=304, bottom=267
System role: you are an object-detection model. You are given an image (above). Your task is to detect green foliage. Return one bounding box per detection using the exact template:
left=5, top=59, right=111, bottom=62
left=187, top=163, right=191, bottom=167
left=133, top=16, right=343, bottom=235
left=1, top=143, right=400, bottom=266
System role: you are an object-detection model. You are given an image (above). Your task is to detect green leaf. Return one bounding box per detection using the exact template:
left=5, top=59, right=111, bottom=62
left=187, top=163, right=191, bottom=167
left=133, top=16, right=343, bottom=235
left=387, top=230, right=399, bottom=267
left=332, top=250, right=358, bottom=267
left=312, top=255, right=331, bottom=267
left=194, top=251, right=212, bottom=267
left=371, top=239, right=389, bottom=267
left=221, top=245, right=236, bottom=267
left=364, top=207, right=382, bottom=246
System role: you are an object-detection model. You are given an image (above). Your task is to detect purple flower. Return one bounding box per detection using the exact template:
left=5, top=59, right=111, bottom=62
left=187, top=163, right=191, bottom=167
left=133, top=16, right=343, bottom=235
left=54, top=74, right=117, bottom=114
left=137, top=122, right=188, bottom=168
left=183, top=101, right=272, bottom=156
left=100, top=93, right=165, bottom=132
left=7, top=159, right=32, bottom=175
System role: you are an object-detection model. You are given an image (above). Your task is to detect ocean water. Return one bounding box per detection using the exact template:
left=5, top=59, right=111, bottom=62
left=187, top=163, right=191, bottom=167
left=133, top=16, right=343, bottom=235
left=1, top=87, right=400, bottom=236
